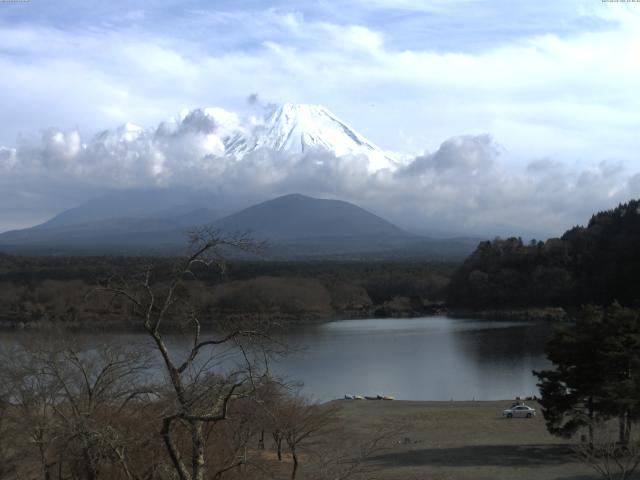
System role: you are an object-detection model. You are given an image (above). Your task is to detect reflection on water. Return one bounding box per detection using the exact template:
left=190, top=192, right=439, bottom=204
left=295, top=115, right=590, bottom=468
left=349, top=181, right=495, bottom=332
left=271, top=317, right=552, bottom=401
left=0, top=316, right=552, bottom=401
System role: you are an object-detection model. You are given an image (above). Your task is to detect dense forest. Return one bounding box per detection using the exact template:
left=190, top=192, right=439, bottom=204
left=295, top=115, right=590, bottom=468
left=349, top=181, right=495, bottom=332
left=0, top=255, right=454, bottom=328
left=447, top=199, right=640, bottom=309
left=3, top=199, right=640, bottom=328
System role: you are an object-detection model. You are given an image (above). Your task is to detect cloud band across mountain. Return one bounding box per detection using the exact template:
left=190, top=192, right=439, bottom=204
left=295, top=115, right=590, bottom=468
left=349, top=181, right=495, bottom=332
left=0, top=104, right=638, bottom=237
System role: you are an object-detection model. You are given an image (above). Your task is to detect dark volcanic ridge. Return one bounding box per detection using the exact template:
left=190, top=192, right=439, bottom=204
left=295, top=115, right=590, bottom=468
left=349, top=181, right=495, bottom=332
left=0, top=193, right=479, bottom=260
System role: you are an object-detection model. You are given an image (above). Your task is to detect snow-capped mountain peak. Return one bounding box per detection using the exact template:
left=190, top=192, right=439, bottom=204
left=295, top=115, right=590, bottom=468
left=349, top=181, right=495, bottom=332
left=78, top=103, right=398, bottom=173
left=224, top=103, right=397, bottom=171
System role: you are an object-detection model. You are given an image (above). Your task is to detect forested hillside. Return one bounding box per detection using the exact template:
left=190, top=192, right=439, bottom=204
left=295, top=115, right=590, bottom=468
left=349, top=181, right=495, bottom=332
left=447, top=199, right=640, bottom=309
left=0, top=256, right=453, bottom=328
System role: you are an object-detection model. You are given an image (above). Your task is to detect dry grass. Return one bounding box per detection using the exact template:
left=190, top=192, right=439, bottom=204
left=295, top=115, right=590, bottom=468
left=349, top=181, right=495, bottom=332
left=326, top=400, right=610, bottom=480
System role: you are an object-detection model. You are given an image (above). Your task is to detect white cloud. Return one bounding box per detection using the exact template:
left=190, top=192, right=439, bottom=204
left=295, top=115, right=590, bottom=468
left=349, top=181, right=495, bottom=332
left=401, top=135, right=498, bottom=174
left=1, top=110, right=639, bottom=237
left=1, top=1, right=640, bottom=235
left=1, top=2, right=639, bottom=163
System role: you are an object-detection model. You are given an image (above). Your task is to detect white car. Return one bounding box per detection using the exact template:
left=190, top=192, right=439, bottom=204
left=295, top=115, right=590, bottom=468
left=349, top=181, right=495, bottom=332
left=503, top=404, right=536, bottom=418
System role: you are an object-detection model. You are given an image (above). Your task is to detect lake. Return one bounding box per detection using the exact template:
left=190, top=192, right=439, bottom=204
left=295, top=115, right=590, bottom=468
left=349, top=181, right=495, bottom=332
left=0, top=316, right=552, bottom=401
left=272, top=316, right=552, bottom=401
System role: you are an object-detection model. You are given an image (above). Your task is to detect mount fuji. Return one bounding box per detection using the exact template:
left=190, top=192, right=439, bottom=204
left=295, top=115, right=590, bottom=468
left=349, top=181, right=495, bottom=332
left=0, top=104, right=479, bottom=258
left=14, top=102, right=401, bottom=228
left=223, top=103, right=397, bottom=171
left=78, top=102, right=399, bottom=174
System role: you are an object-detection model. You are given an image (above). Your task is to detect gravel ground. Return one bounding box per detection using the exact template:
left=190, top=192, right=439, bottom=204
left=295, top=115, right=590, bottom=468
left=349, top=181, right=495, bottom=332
left=331, top=400, right=622, bottom=480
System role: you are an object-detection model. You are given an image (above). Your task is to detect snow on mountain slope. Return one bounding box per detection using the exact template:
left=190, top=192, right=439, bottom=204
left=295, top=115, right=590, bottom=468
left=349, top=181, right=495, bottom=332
left=21, top=103, right=398, bottom=175
left=94, top=122, right=145, bottom=144
left=224, top=103, right=397, bottom=171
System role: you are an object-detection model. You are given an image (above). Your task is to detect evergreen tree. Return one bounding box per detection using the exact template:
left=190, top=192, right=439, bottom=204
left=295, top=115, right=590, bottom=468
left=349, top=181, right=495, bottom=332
left=447, top=198, right=640, bottom=309
left=534, top=304, right=640, bottom=444
left=534, top=306, right=604, bottom=443
left=596, top=305, right=640, bottom=443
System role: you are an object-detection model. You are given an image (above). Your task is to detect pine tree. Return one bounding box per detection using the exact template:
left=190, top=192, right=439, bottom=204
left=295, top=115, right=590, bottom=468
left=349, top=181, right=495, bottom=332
left=534, top=304, right=640, bottom=444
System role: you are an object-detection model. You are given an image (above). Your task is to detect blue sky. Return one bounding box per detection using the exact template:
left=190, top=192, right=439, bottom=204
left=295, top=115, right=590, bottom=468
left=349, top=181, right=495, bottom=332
left=0, top=0, right=639, bottom=234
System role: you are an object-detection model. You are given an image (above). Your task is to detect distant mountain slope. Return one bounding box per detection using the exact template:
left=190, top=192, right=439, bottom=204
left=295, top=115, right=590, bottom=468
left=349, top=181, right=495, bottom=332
left=0, top=193, right=478, bottom=259
left=22, top=103, right=399, bottom=232
left=39, top=188, right=221, bottom=229
left=0, top=193, right=410, bottom=249
left=213, top=193, right=410, bottom=240
left=0, top=208, right=220, bottom=249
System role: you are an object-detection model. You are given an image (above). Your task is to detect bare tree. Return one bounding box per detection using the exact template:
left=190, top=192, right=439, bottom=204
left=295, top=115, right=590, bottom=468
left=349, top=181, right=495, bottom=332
left=251, top=378, right=290, bottom=462
left=92, top=229, right=276, bottom=480
left=264, top=394, right=338, bottom=480
left=0, top=397, right=19, bottom=480
left=309, top=427, right=398, bottom=480
left=287, top=406, right=336, bottom=479
left=573, top=422, right=640, bottom=480
left=0, top=338, right=158, bottom=480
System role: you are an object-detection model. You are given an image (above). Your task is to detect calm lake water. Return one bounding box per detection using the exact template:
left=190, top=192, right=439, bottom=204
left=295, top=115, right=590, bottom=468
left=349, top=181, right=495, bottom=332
left=0, top=316, right=552, bottom=401
left=272, top=316, right=552, bottom=401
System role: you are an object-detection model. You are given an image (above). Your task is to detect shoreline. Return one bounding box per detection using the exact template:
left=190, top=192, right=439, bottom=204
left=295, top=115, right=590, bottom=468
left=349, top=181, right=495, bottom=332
left=333, top=398, right=538, bottom=404
left=0, top=306, right=564, bottom=331
left=447, top=306, right=566, bottom=322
